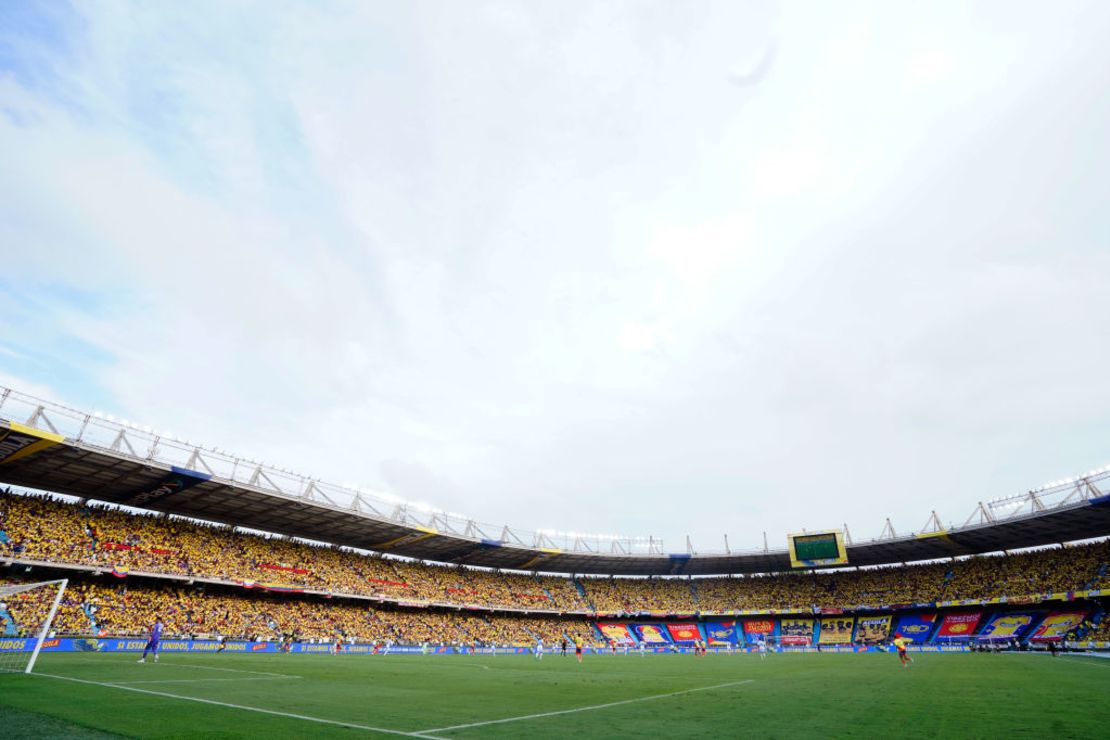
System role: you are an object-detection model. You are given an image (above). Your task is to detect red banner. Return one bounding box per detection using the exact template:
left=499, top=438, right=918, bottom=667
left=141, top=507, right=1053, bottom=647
left=597, top=622, right=634, bottom=644
left=368, top=579, right=408, bottom=587
left=149, top=547, right=174, bottom=556
left=935, top=612, right=981, bottom=639
left=667, top=623, right=701, bottom=642
left=1030, top=611, right=1088, bottom=641
left=258, top=563, right=309, bottom=575
left=743, top=619, right=775, bottom=635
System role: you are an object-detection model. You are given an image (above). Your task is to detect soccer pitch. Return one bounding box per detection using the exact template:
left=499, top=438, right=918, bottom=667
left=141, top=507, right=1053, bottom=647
left=1, top=652, right=1108, bottom=738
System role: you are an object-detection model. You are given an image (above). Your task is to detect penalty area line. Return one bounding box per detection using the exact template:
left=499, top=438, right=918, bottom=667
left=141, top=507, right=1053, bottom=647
left=416, top=678, right=756, bottom=734
left=33, top=672, right=436, bottom=738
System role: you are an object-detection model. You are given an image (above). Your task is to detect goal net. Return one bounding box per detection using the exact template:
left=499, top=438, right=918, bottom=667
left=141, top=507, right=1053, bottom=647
left=0, top=579, right=68, bottom=674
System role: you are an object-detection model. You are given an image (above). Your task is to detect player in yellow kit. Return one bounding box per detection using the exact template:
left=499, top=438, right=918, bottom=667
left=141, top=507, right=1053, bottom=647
left=892, top=633, right=913, bottom=667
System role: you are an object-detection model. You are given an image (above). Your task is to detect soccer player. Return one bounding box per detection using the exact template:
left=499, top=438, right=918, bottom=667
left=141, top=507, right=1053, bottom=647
left=137, top=617, right=163, bottom=663
left=561, top=637, right=568, bottom=657
left=892, top=633, right=913, bottom=667
left=216, top=634, right=228, bottom=653
left=574, top=636, right=584, bottom=664
left=638, top=640, right=646, bottom=657
left=758, top=637, right=768, bottom=660
left=534, top=637, right=544, bottom=660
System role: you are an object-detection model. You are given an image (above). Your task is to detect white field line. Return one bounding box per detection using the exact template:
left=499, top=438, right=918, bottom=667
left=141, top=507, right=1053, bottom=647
left=61, top=656, right=293, bottom=677
left=112, top=676, right=303, bottom=685
left=135, top=661, right=294, bottom=677
left=1058, top=655, right=1110, bottom=668
left=33, top=673, right=434, bottom=738
left=416, top=679, right=756, bottom=735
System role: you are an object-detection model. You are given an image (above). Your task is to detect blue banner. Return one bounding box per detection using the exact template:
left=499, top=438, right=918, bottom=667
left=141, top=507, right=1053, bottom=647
left=0, top=637, right=541, bottom=655
left=0, top=637, right=975, bottom=655
left=892, top=613, right=936, bottom=642
left=977, top=612, right=1039, bottom=640
left=124, top=466, right=211, bottom=506
left=704, top=621, right=739, bottom=645
left=630, top=624, right=672, bottom=644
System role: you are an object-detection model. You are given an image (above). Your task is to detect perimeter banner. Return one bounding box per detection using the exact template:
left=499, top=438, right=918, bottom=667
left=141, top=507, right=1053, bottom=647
left=705, top=621, right=739, bottom=645
left=818, top=617, right=855, bottom=644
left=630, top=624, right=671, bottom=644
left=0, top=638, right=536, bottom=655
left=0, top=421, right=64, bottom=465
left=742, top=618, right=776, bottom=643
left=666, top=623, right=701, bottom=642
left=0, top=637, right=973, bottom=655
left=855, top=616, right=891, bottom=644
left=124, top=466, right=212, bottom=506
left=978, top=613, right=1038, bottom=640
left=780, top=618, right=813, bottom=645
left=893, top=614, right=936, bottom=642
left=597, top=623, right=634, bottom=644
left=1030, top=612, right=1087, bottom=641
left=935, top=612, right=981, bottom=641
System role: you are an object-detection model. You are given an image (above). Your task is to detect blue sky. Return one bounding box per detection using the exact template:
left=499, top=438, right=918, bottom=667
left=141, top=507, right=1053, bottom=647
left=2, top=0, right=1110, bottom=552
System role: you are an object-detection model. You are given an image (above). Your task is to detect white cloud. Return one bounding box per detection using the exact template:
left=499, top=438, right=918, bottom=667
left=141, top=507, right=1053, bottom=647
left=2, top=0, right=1110, bottom=551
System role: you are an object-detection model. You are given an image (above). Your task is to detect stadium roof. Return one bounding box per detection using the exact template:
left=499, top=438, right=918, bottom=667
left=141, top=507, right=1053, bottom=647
left=2, top=386, right=1109, bottom=576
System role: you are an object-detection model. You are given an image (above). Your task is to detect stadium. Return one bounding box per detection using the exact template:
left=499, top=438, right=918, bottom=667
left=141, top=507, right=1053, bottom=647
left=5, top=3, right=1110, bottom=738
left=1, top=387, right=1109, bottom=737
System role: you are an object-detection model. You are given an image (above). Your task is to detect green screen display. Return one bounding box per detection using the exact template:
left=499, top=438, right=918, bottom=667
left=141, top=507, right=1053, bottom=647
left=792, top=533, right=841, bottom=561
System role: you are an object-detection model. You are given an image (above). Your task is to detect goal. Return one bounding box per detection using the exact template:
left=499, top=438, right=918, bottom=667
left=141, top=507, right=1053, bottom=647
left=0, top=578, right=68, bottom=674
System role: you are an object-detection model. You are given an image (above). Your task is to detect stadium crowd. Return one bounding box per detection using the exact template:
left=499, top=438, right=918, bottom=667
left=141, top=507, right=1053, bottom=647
left=1, top=489, right=1108, bottom=616
left=0, top=490, right=589, bottom=611
left=1, top=576, right=604, bottom=646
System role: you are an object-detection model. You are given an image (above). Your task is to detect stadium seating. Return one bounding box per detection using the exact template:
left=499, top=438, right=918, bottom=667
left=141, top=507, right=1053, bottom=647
left=1, top=489, right=1108, bottom=630
left=0, top=575, right=604, bottom=646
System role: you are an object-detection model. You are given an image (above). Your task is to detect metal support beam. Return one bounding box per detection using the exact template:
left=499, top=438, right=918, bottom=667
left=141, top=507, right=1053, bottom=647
left=109, top=429, right=138, bottom=456
left=26, top=405, right=60, bottom=435
left=185, top=448, right=213, bottom=475
left=75, top=414, right=90, bottom=443
left=920, top=510, right=944, bottom=534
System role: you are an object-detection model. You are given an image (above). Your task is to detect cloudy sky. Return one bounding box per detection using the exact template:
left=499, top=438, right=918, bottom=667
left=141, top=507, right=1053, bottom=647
left=2, top=0, right=1109, bottom=554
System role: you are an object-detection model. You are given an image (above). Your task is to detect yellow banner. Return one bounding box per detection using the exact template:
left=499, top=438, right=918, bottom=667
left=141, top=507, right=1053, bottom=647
left=0, top=422, right=64, bottom=465
left=819, top=616, right=856, bottom=644
left=780, top=618, right=813, bottom=645
left=855, top=615, right=891, bottom=643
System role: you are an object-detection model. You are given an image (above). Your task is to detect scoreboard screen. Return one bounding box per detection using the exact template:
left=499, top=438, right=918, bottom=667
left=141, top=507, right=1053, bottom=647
left=788, top=530, right=848, bottom=568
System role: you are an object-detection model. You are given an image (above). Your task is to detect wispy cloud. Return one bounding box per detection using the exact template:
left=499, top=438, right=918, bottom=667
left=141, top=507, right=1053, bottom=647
left=2, top=0, right=1110, bottom=549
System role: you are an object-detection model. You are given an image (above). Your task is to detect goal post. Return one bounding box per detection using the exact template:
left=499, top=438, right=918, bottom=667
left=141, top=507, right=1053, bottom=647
left=0, top=578, right=68, bottom=674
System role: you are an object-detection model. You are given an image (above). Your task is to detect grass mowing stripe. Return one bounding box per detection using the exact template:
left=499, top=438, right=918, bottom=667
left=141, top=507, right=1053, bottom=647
left=33, top=672, right=428, bottom=738
left=416, top=679, right=755, bottom=734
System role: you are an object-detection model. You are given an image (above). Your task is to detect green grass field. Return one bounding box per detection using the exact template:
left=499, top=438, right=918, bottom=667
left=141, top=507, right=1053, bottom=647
left=1, top=651, right=1108, bottom=738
